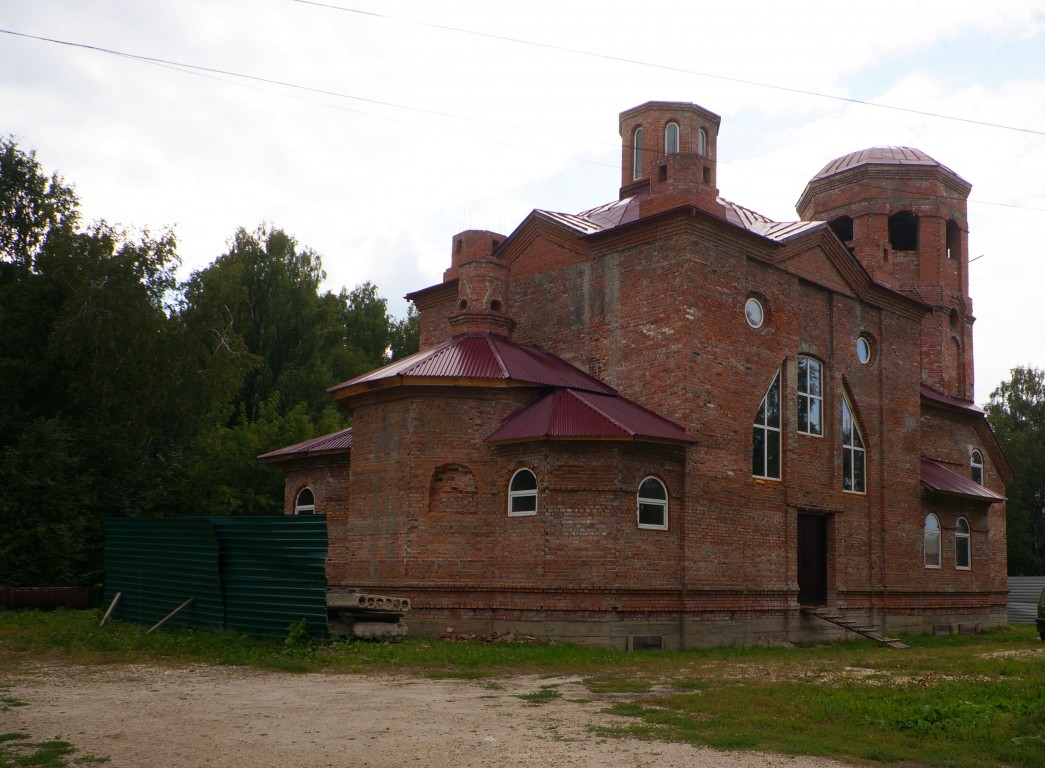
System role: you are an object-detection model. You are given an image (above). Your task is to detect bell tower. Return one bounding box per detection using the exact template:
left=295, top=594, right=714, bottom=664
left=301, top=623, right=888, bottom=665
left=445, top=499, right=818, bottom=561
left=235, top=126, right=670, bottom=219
left=796, top=148, right=975, bottom=400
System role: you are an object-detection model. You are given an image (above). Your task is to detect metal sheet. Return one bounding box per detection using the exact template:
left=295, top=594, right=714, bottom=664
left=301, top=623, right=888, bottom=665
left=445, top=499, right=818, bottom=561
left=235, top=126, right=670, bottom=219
left=103, top=518, right=224, bottom=630
left=211, top=516, right=329, bottom=640
left=488, top=388, right=695, bottom=444
left=103, top=516, right=329, bottom=641
left=258, top=427, right=353, bottom=461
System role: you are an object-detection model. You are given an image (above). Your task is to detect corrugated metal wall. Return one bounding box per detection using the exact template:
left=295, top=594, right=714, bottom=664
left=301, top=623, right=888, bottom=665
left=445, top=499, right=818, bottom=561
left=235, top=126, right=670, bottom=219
left=1008, top=576, right=1045, bottom=624
left=103, top=516, right=328, bottom=640
left=103, top=518, right=225, bottom=630
left=211, top=516, right=328, bottom=639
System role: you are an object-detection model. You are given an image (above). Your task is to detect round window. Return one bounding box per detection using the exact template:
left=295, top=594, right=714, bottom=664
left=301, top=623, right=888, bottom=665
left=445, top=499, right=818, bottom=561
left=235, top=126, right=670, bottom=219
left=857, top=337, right=871, bottom=364
left=745, top=298, right=764, bottom=329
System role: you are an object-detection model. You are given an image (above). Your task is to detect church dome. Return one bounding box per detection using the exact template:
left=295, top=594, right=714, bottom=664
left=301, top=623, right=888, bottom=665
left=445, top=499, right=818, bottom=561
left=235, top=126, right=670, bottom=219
left=812, top=146, right=943, bottom=180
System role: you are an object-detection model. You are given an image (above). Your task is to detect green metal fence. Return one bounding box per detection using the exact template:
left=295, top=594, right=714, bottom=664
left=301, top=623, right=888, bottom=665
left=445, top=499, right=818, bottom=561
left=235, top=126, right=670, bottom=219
left=103, top=516, right=328, bottom=640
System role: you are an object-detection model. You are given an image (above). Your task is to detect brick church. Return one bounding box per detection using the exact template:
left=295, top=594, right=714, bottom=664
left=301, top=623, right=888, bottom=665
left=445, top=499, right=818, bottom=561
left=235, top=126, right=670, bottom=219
left=261, top=101, right=1011, bottom=648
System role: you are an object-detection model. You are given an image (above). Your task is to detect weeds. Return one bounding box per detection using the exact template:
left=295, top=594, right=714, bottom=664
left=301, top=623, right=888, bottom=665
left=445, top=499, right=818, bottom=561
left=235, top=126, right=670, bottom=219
left=517, top=684, right=562, bottom=705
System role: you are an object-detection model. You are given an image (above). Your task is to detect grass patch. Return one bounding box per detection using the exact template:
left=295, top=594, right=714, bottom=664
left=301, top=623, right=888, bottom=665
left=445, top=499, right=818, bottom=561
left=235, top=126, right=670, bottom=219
left=596, top=663, right=1045, bottom=768
left=0, top=733, right=110, bottom=767
left=585, top=676, right=653, bottom=694
left=517, top=684, right=562, bottom=705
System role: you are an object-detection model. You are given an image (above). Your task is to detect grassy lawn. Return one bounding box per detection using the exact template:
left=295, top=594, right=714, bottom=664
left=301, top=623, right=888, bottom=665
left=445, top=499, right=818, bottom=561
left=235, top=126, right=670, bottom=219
left=1, top=609, right=1043, bottom=767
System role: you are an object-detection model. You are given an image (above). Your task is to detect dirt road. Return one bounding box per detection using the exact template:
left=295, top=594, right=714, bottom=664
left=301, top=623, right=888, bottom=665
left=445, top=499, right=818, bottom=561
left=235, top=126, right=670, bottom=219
left=4, top=662, right=856, bottom=768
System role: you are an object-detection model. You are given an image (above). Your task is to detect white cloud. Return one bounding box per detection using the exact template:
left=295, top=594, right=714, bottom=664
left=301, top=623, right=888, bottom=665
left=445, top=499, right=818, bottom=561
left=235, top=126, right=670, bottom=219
left=3, top=0, right=1045, bottom=401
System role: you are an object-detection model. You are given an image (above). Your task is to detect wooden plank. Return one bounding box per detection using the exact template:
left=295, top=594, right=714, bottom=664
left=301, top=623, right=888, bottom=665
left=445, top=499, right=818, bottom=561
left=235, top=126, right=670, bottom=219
left=147, top=599, right=194, bottom=634
left=99, top=592, right=122, bottom=626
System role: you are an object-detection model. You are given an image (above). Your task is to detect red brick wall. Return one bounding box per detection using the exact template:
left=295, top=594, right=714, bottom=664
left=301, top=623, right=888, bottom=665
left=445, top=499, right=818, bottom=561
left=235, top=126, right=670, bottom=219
left=276, top=455, right=350, bottom=517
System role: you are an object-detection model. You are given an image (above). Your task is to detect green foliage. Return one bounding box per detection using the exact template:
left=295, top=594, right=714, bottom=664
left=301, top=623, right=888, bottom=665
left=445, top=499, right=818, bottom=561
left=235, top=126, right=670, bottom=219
left=0, top=420, right=93, bottom=586
left=986, top=366, right=1045, bottom=574
left=0, top=138, right=414, bottom=582
left=0, top=136, right=78, bottom=267
left=388, top=304, right=420, bottom=362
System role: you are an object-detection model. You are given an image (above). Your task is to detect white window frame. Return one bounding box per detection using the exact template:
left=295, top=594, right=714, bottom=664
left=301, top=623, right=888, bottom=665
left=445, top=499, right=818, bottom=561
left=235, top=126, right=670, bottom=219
left=697, top=128, right=707, bottom=156
left=664, top=122, right=680, bottom=155
left=632, top=127, right=644, bottom=180
left=295, top=487, right=316, bottom=515
left=841, top=395, right=866, bottom=494
left=955, top=517, right=971, bottom=570
left=753, top=370, right=782, bottom=480
left=924, top=513, right=941, bottom=568
left=508, top=468, right=538, bottom=517
left=797, top=356, right=824, bottom=437
left=637, top=476, right=668, bottom=530
left=971, top=450, right=984, bottom=485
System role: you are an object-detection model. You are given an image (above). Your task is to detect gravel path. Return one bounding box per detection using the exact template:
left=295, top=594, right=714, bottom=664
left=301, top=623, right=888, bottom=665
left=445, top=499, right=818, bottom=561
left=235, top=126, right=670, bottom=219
left=3, top=662, right=858, bottom=768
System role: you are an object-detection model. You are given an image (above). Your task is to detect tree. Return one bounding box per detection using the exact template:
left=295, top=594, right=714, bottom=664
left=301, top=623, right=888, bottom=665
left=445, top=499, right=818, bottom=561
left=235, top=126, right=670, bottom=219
left=0, top=137, right=78, bottom=268
left=985, top=366, right=1045, bottom=575
left=181, top=226, right=346, bottom=422
left=388, top=304, right=420, bottom=361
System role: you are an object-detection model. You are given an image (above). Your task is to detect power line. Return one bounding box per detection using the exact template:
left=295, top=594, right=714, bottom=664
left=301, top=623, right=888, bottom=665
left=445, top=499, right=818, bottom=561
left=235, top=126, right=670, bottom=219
left=0, top=27, right=502, bottom=126
left=293, top=0, right=1045, bottom=139
left=3, top=25, right=1044, bottom=220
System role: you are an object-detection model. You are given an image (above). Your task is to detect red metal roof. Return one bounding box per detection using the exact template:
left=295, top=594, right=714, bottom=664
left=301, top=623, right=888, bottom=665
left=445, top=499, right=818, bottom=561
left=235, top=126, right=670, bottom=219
left=920, top=384, right=985, bottom=414
left=486, top=389, right=695, bottom=444
left=920, top=458, right=1005, bottom=503
left=258, top=427, right=353, bottom=461
left=328, top=333, right=615, bottom=398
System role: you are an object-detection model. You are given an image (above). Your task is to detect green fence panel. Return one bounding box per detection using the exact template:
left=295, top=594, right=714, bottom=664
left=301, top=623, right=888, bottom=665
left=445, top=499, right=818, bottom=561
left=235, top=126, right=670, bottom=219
left=103, top=518, right=225, bottom=630
left=209, top=516, right=329, bottom=640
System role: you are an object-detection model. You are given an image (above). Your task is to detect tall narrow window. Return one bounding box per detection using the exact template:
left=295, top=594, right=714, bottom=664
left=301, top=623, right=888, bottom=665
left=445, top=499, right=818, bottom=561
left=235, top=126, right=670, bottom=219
left=970, top=450, right=983, bottom=485
left=697, top=128, right=707, bottom=156
left=924, top=514, right=941, bottom=568
left=664, top=122, right=679, bottom=154
left=508, top=468, right=538, bottom=516
left=753, top=370, right=782, bottom=480
left=295, top=487, right=316, bottom=515
left=955, top=517, right=971, bottom=569
left=797, top=356, right=823, bottom=436
left=632, top=127, right=644, bottom=180
left=637, top=476, right=668, bottom=529
left=841, top=396, right=865, bottom=493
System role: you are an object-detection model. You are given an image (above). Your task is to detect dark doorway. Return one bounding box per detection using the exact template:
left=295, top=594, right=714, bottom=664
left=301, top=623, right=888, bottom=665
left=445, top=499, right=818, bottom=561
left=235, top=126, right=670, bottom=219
left=797, top=513, right=828, bottom=605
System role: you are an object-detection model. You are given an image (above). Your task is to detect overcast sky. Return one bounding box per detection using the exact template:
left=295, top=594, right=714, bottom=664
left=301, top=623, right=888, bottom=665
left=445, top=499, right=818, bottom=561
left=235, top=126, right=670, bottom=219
left=3, top=1, right=1044, bottom=403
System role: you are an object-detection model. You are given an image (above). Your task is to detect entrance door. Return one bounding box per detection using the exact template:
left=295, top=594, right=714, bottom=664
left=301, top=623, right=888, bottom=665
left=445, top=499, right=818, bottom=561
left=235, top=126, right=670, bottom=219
left=797, top=513, right=828, bottom=605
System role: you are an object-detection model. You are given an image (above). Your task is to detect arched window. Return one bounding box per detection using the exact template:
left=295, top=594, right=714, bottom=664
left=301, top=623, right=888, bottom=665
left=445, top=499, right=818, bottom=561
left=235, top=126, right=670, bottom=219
left=753, top=370, right=782, bottom=480
left=797, top=356, right=823, bottom=436
left=632, top=127, right=644, bottom=180
left=664, top=122, right=680, bottom=155
left=295, top=487, right=316, bottom=515
left=970, top=450, right=983, bottom=485
left=924, top=514, right=941, bottom=568
left=841, top=395, right=865, bottom=493
left=637, top=476, right=668, bottom=529
left=697, top=128, right=707, bottom=156
left=955, top=517, right=971, bottom=569
left=508, top=468, right=538, bottom=516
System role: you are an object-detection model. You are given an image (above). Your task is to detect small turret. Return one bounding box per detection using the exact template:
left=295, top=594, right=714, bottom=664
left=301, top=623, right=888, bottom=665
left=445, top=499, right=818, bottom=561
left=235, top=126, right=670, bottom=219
left=618, top=101, right=722, bottom=218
